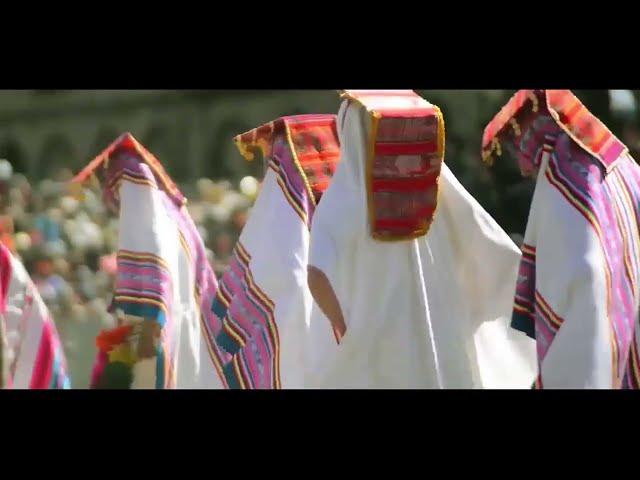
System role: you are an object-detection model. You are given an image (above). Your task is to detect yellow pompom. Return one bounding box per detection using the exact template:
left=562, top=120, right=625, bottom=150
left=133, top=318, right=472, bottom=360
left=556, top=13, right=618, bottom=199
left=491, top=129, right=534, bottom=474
left=108, top=345, right=137, bottom=366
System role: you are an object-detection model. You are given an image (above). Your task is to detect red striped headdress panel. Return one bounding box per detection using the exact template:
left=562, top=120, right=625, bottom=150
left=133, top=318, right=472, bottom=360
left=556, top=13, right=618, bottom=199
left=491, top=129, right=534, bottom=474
left=341, top=90, right=445, bottom=241
left=234, top=114, right=340, bottom=205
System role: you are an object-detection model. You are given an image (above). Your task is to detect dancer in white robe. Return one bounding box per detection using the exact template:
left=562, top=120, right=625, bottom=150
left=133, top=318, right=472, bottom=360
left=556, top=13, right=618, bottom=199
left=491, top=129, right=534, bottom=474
left=218, top=114, right=340, bottom=388
left=72, top=133, right=225, bottom=389
left=305, top=90, right=537, bottom=389
left=0, top=242, right=70, bottom=389
left=483, top=90, right=640, bottom=389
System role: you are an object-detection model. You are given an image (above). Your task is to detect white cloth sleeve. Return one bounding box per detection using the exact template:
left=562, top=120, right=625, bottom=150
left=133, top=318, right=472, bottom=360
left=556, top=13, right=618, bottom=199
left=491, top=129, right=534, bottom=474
left=534, top=175, right=613, bottom=389
left=438, top=166, right=522, bottom=324
left=308, top=216, right=338, bottom=279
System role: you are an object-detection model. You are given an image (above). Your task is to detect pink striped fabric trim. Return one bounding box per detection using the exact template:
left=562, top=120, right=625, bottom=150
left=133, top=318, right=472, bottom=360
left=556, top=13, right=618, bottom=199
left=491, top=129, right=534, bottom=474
left=29, top=320, right=55, bottom=389
left=0, top=243, right=12, bottom=315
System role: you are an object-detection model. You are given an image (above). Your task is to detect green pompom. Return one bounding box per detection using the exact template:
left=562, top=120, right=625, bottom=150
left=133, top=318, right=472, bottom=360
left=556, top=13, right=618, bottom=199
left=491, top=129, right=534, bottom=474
left=96, top=362, right=134, bottom=389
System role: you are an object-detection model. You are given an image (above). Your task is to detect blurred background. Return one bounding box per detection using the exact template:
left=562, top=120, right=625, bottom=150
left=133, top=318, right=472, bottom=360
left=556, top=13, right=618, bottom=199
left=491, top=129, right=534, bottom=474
left=0, top=89, right=638, bottom=387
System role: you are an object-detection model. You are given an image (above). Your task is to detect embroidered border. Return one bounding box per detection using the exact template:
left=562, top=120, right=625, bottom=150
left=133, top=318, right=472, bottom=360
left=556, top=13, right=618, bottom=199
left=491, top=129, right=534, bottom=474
left=114, top=250, right=172, bottom=328
left=174, top=216, right=228, bottom=390
left=544, top=150, right=640, bottom=386
left=511, top=244, right=537, bottom=339
left=234, top=115, right=340, bottom=229
left=267, top=156, right=309, bottom=225
left=211, top=241, right=280, bottom=389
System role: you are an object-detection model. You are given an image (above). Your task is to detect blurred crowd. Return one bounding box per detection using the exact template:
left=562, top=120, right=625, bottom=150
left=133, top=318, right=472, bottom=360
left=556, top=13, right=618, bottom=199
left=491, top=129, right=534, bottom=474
left=0, top=161, right=258, bottom=387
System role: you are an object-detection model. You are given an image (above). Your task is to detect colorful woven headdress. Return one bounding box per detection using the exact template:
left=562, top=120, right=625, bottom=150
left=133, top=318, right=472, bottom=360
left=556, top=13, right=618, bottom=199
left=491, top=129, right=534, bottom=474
left=71, top=132, right=185, bottom=207
left=482, top=90, right=627, bottom=177
left=234, top=114, right=340, bottom=206
left=340, top=90, right=446, bottom=241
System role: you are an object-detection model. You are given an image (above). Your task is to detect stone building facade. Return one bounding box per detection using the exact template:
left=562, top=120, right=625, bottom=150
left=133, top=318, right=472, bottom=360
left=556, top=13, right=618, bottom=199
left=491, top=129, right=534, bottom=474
left=0, top=90, right=340, bottom=182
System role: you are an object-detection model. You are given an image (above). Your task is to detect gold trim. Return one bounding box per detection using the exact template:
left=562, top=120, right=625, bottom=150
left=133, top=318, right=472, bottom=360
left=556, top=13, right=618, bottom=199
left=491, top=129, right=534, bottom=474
left=366, top=112, right=381, bottom=240
left=436, top=105, right=446, bottom=161
left=427, top=105, right=446, bottom=237
left=284, top=121, right=317, bottom=208
left=233, top=136, right=257, bottom=162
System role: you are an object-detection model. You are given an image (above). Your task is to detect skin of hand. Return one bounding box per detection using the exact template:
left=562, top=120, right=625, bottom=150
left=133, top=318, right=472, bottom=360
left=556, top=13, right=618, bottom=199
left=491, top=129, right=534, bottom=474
left=307, top=266, right=346, bottom=343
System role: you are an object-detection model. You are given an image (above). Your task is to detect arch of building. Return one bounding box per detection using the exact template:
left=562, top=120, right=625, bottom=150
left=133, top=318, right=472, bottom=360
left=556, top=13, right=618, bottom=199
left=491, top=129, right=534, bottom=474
left=0, top=137, right=28, bottom=174
left=0, top=90, right=340, bottom=184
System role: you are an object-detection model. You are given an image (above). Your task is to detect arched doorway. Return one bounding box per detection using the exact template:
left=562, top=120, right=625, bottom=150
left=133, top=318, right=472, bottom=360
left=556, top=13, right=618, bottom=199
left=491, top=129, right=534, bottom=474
left=142, top=124, right=188, bottom=181
left=38, top=134, right=77, bottom=180
left=90, top=126, right=120, bottom=158
left=0, top=138, right=28, bottom=175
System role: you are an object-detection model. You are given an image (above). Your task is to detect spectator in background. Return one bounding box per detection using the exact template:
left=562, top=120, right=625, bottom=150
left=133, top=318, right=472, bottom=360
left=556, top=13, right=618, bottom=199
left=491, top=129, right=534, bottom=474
left=0, top=154, right=261, bottom=387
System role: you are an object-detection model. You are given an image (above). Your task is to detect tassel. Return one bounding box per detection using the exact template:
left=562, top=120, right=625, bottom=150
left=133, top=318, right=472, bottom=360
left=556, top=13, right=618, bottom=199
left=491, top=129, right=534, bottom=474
left=234, top=137, right=255, bottom=161
left=510, top=118, right=521, bottom=136
left=492, top=137, right=502, bottom=157
left=528, top=91, right=539, bottom=113
left=88, top=173, right=100, bottom=190
left=482, top=149, right=494, bottom=166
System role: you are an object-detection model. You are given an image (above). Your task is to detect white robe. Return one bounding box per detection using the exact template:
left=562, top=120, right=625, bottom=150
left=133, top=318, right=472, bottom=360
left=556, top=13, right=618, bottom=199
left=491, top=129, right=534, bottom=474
left=215, top=168, right=312, bottom=388
left=514, top=145, right=640, bottom=389
left=84, top=139, right=225, bottom=389
left=305, top=99, right=537, bottom=389
left=114, top=172, right=224, bottom=389
left=0, top=243, right=70, bottom=389
left=219, top=115, right=340, bottom=389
